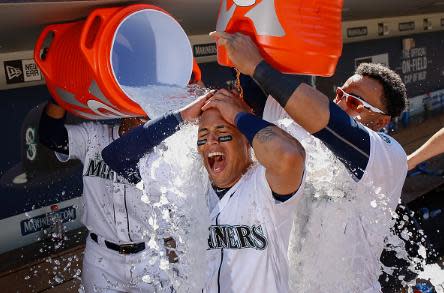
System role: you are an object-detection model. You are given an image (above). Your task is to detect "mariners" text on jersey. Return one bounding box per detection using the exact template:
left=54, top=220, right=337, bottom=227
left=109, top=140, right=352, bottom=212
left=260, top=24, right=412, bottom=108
left=208, top=224, right=267, bottom=250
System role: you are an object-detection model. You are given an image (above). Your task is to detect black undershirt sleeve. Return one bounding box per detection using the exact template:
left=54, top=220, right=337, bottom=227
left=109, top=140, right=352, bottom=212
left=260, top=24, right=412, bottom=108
left=313, top=101, right=371, bottom=181
left=38, top=107, right=69, bottom=155
left=102, top=112, right=183, bottom=184
left=237, top=72, right=268, bottom=117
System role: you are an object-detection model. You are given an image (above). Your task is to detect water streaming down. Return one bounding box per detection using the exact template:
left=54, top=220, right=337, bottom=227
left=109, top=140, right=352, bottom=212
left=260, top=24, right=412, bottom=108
left=123, top=84, right=207, bottom=119
left=125, top=84, right=210, bottom=291
left=124, top=85, right=443, bottom=292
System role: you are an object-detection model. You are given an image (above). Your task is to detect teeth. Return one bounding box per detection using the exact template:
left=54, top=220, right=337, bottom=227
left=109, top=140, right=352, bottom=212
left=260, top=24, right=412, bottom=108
left=208, top=152, right=224, bottom=158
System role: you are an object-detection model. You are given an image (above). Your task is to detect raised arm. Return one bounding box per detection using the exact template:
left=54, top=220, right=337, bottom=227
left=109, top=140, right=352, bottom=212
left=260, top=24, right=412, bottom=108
left=408, top=127, right=444, bottom=170
left=202, top=89, right=305, bottom=196
left=102, top=91, right=214, bottom=183
left=210, top=32, right=371, bottom=180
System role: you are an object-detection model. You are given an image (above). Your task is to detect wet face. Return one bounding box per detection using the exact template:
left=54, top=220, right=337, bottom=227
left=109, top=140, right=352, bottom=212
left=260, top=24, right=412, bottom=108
left=334, top=75, right=390, bottom=131
left=197, top=109, right=251, bottom=188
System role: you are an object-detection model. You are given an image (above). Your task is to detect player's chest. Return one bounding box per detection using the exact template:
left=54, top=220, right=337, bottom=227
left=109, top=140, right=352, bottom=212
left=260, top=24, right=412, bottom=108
left=208, top=192, right=270, bottom=251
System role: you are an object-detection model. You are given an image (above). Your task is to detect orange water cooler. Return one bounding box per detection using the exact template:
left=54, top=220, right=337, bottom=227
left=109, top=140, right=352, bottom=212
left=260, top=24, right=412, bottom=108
left=216, top=0, right=343, bottom=76
left=34, top=4, right=196, bottom=119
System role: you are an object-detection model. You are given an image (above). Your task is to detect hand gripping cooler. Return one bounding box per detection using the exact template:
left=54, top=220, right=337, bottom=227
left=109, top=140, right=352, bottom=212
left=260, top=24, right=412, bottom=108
left=216, top=0, right=343, bottom=76
left=34, top=4, right=195, bottom=119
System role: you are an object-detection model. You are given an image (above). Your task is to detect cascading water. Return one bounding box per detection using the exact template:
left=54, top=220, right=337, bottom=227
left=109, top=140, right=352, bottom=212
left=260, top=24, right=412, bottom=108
left=121, top=85, right=443, bottom=292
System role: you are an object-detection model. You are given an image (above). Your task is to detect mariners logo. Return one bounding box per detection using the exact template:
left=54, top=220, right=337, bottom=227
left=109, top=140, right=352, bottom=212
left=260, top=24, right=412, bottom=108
left=378, top=133, right=392, bottom=144
left=208, top=224, right=268, bottom=250
left=25, top=127, right=37, bottom=161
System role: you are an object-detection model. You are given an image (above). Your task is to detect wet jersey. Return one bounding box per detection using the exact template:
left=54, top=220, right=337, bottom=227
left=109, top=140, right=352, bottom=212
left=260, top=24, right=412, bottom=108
left=56, top=122, right=152, bottom=243
left=203, top=163, right=305, bottom=293
left=263, top=96, right=407, bottom=292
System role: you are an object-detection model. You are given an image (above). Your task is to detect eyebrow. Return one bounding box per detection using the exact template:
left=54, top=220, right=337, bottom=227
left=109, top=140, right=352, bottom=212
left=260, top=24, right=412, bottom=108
left=198, top=125, right=226, bottom=133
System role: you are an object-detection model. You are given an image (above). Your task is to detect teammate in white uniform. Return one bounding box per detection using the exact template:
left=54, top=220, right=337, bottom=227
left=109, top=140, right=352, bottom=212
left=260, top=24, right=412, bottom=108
left=211, top=31, right=409, bottom=292
left=39, top=101, right=158, bottom=292
left=104, top=89, right=306, bottom=293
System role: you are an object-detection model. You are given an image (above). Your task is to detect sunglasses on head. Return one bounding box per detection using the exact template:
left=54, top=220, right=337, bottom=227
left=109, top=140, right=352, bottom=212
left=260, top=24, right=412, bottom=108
left=335, top=87, right=387, bottom=115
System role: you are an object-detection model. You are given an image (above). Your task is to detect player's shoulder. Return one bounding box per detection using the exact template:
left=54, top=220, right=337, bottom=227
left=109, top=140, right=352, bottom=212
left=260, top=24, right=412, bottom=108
left=368, top=129, right=404, bottom=154
left=363, top=128, right=407, bottom=184
left=68, top=121, right=116, bottom=141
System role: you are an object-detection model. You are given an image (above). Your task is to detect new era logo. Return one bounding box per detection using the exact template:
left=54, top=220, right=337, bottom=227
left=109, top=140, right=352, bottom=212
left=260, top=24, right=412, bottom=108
left=6, top=65, right=22, bottom=80
left=4, top=60, right=24, bottom=84
left=4, top=59, right=42, bottom=84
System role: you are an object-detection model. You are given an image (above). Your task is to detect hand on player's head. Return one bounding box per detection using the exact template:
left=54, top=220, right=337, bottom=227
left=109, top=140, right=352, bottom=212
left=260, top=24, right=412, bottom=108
left=180, top=90, right=216, bottom=122
left=209, top=31, right=264, bottom=76
left=201, top=89, right=251, bottom=126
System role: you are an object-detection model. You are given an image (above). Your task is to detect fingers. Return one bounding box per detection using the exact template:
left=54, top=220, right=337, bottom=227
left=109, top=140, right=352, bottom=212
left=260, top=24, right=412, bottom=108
left=201, top=98, right=219, bottom=112
left=209, top=31, right=232, bottom=41
left=216, top=88, right=235, bottom=98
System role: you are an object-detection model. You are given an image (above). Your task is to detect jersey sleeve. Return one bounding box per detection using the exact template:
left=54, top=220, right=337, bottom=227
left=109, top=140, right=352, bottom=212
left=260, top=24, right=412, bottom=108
left=262, top=95, right=289, bottom=123
left=55, top=122, right=96, bottom=164
left=254, top=164, right=305, bottom=208
left=361, top=130, right=407, bottom=202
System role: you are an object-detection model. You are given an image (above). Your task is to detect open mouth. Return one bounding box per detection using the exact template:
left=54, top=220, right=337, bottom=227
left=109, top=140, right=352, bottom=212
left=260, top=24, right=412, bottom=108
left=207, top=151, right=226, bottom=173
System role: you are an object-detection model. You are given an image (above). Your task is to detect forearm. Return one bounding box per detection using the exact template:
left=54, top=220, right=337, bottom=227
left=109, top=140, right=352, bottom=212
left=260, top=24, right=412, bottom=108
left=238, top=73, right=268, bottom=117
left=38, top=103, right=69, bottom=154
left=253, top=61, right=330, bottom=133
left=408, top=128, right=444, bottom=168
left=102, top=111, right=183, bottom=182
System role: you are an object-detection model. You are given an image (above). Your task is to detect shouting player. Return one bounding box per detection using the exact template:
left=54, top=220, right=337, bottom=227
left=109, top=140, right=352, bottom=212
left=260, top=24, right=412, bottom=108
left=210, top=31, right=408, bottom=292
left=103, top=89, right=306, bottom=292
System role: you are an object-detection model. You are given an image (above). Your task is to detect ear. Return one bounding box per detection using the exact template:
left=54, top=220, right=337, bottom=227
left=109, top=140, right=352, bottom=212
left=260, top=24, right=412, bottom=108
left=375, top=115, right=391, bottom=130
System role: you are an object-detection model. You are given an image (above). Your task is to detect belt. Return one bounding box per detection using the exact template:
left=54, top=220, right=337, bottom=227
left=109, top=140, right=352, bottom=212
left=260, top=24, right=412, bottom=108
left=90, top=233, right=146, bottom=255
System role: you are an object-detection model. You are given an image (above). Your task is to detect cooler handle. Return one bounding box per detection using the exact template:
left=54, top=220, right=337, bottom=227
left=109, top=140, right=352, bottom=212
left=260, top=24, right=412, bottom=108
left=80, top=8, right=116, bottom=75
left=34, top=25, right=58, bottom=78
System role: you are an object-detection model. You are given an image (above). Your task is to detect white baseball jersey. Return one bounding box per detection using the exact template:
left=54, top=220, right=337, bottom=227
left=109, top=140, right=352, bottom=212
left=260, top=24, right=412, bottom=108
left=56, top=122, right=152, bottom=243
left=203, top=163, right=305, bottom=293
left=263, top=97, right=407, bottom=292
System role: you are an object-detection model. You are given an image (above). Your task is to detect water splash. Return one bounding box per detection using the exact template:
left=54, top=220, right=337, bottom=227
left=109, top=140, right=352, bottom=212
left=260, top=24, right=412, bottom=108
left=138, top=123, right=210, bottom=292
left=123, top=84, right=208, bottom=119
left=123, top=85, right=440, bottom=292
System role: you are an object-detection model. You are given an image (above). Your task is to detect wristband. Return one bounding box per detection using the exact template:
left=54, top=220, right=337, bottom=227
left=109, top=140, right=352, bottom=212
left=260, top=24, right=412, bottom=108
left=234, top=112, right=273, bottom=146
left=252, top=60, right=300, bottom=108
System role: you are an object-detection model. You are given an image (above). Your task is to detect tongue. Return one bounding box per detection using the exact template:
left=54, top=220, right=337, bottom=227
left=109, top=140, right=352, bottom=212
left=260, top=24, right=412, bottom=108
left=213, top=156, right=225, bottom=172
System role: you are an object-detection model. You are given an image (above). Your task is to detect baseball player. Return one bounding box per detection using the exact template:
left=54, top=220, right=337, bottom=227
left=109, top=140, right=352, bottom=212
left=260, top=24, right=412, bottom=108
left=211, top=31, right=409, bottom=292
left=38, top=100, right=159, bottom=293
left=103, top=89, right=306, bottom=293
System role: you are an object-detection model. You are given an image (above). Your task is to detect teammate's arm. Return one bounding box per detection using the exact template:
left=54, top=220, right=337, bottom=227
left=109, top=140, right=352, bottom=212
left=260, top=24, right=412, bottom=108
left=102, top=91, right=215, bottom=183
left=210, top=32, right=371, bottom=180
left=408, top=127, right=444, bottom=170
left=38, top=100, right=69, bottom=155
left=202, top=90, right=305, bottom=197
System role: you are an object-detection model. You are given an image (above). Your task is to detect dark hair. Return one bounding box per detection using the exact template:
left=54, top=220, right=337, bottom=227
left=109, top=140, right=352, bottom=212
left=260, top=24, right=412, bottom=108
left=355, top=63, right=407, bottom=117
